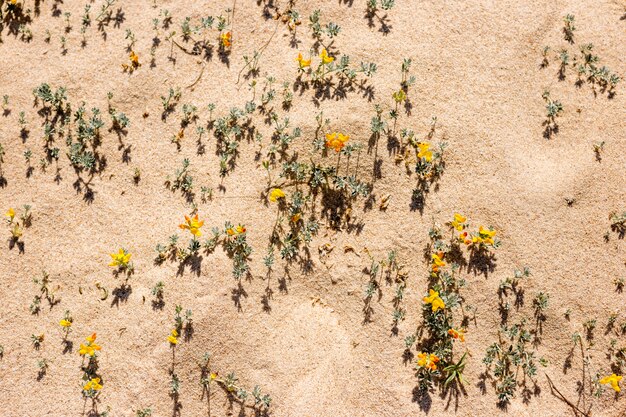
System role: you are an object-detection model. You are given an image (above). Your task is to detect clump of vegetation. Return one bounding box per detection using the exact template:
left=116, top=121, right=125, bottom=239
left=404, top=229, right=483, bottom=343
left=5, top=205, right=32, bottom=245
left=198, top=353, right=272, bottom=414
left=541, top=90, right=562, bottom=139
left=404, top=219, right=473, bottom=393
left=483, top=319, right=548, bottom=405
left=609, top=211, right=626, bottom=239
left=30, top=270, right=58, bottom=314
left=79, top=333, right=103, bottom=399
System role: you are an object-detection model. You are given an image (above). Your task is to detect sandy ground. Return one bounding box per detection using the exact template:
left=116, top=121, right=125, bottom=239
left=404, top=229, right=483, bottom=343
left=0, top=0, right=625, bottom=416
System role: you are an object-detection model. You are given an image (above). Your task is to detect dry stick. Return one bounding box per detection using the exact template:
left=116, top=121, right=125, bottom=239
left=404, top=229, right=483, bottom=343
left=544, top=373, right=590, bottom=417
left=186, top=63, right=206, bottom=89
left=235, top=19, right=280, bottom=85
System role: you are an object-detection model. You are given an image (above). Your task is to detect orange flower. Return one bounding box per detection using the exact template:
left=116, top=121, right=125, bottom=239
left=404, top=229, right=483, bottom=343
left=448, top=328, right=466, bottom=342
left=417, top=352, right=440, bottom=371
left=431, top=251, right=446, bottom=272
left=179, top=214, right=204, bottom=237
left=220, top=31, right=232, bottom=48
left=79, top=333, right=101, bottom=357
left=325, top=132, right=349, bottom=152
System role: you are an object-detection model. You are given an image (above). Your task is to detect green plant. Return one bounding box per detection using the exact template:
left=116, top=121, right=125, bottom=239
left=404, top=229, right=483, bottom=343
left=31, top=270, right=57, bottom=314
left=483, top=318, right=546, bottom=405
left=563, top=14, right=575, bottom=43
left=136, top=409, right=152, bottom=417
left=542, top=90, right=563, bottom=138
left=609, top=211, right=626, bottom=238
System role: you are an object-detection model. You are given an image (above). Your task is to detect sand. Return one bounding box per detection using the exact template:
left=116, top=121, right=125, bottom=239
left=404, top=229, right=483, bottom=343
left=0, top=0, right=625, bottom=416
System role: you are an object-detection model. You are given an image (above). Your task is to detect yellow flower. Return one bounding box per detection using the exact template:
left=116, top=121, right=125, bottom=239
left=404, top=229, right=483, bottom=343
left=269, top=188, right=286, bottom=202
left=325, top=132, right=349, bottom=152
left=291, top=213, right=301, bottom=223
left=179, top=214, right=204, bottom=237
left=423, top=289, right=445, bottom=312
left=5, top=208, right=15, bottom=221
left=60, top=319, right=72, bottom=328
left=320, top=48, right=334, bottom=65
left=167, top=329, right=178, bottom=345
left=474, top=226, right=497, bottom=245
left=109, top=248, right=131, bottom=268
left=451, top=213, right=467, bottom=231
left=236, top=224, right=246, bottom=234
left=210, top=372, right=218, bottom=380
left=79, top=333, right=101, bottom=357
left=431, top=252, right=446, bottom=272
left=417, top=142, right=433, bottom=162
left=448, top=328, right=465, bottom=342
left=296, top=53, right=311, bottom=68
left=220, top=31, right=232, bottom=48
left=417, top=352, right=440, bottom=371
left=600, top=374, right=622, bottom=392
left=83, top=378, right=103, bottom=391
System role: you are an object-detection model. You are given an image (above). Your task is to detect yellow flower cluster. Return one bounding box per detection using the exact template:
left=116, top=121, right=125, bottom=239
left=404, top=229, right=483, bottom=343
left=450, top=213, right=497, bottom=248
left=295, top=49, right=334, bottom=70
left=179, top=214, right=204, bottom=237
left=600, top=373, right=622, bottom=392
left=431, top=251, right=446, bottom=273
left=109, top=248, right=131, bottom=268
left=416, top=352, right=440, bottom=371
left=423, top=289, right=445, bottom=312
left=448, top=328, right=466, bottom=342
left=226, top=224, right=246, bottom=236
left=472, top=226, right=497, bottom=246
left=79, top=333, right=101, bottom=357
left=325, top=132, right=350, bottom=152
left=83, top=377, right=103, bottom=392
